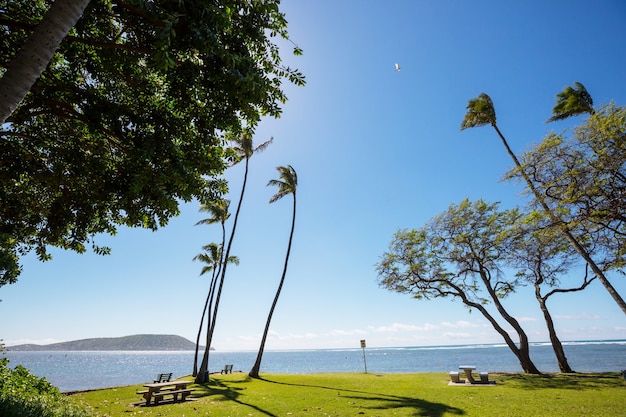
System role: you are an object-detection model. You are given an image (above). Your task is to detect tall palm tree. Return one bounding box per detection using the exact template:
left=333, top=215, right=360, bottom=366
left=193, top=199, right=230, bottom=377
left=0, top=0, right=92, bottom=124
left=546, top=82, right=595, bottom=123
left=249, top=165, right=297, bottom=378
left=461, top=93, right=626, bottom=315
left=194, top=133, right=273, bottom=384
left=192, top=242, right=239, bottom=376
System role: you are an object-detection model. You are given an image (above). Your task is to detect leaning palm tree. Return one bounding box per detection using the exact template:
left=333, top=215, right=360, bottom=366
left=195, top=133, right=273, bottom=384
left=461, top=93, right=626, bottom=315
left=192, top=243, right=238, bottom=376
left=546, top=81, right=595, bottom=123
left=249, top=165, right=298, bottom=379
left=193, top=199, right=230, bottom=377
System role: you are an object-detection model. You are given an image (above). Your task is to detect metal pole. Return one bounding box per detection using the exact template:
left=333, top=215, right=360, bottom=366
left=360, top=340, right=367, bottom=373
left=362, top=347, right=367, bottom=373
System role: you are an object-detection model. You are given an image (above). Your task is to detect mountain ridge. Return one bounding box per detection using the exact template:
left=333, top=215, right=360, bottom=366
left=7, top=334, right=203, bottom=351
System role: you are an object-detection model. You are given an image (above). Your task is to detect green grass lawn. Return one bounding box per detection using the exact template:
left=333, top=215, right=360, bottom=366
left=71, top=372, right=626, bottom=417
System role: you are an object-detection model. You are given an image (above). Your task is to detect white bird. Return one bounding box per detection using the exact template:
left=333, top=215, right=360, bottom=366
left=395, top=63, right=400, bottom=71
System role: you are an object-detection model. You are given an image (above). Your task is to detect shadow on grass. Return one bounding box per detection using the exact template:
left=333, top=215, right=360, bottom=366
left=192, top=377, right=278, bottom=417
left=496, top=372, right=623, bottom=390
left=258, top=376, right=464, bottom=417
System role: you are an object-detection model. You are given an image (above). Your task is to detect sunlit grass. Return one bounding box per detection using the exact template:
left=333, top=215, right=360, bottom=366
left=70, top=372, right=626, bottom=417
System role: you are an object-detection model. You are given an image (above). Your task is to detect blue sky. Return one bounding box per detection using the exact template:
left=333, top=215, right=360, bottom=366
left=2, top=0, right=626, bottom=352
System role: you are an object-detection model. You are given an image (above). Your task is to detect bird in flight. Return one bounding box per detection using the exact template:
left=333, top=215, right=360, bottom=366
left=395, top=63, right=400, bottom=71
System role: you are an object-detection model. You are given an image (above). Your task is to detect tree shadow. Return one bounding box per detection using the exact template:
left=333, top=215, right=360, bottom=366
left=496, top=372, right=623, bottom=390
left=193, top=377, right=278, bottom=417
left=258, top=376, right=464, bottom=417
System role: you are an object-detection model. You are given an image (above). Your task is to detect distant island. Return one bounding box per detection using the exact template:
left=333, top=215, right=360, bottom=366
left=7, top=334, right=209, bottom=352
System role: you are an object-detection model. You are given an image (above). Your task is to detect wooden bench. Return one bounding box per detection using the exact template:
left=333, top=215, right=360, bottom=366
left=154, top=373, right=172, bottom=383
left=152, top=388, right=194, bottom=405
left=221, top=364, right=233, bottom=374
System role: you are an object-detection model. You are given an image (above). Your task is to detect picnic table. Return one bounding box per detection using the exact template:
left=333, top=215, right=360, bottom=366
left=458, top=365, right=476, bottom=383
left=450, top=365, right=491, bottom=385
left=137, top=380, right=194, bottom=406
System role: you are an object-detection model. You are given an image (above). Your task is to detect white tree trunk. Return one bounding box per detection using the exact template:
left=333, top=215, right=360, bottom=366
left=0, top=0, right=92, bottom=124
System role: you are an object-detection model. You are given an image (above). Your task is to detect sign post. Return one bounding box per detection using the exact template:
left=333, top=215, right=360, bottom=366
left=360, top=339, right=367, bottom=373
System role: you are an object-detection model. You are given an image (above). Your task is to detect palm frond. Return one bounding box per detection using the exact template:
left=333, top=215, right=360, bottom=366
left=268, top=165, right=297, bottom=204
left=228, top=132, right=273, bottom=162
left=547, top=82, right=594, bottom=123
left=460, top=93, right=496, bottom=130
left=195, top=199, right=230, bottom=226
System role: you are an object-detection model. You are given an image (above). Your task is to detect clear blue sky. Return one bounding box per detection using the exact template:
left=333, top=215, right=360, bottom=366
left=2, top=0, right=626, bottom=351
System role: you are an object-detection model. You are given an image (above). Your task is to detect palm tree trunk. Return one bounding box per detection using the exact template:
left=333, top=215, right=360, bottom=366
left=193, top=268, right=219, bottom=377
left=195, top=162, right=250, bottom=384
left=249, top=194, right=296, bottom=378
left=492, top=124, right=626, bottom=315
left=0, top=0, right=92, bottom=124
left=535, top=283, right=574, bottom=373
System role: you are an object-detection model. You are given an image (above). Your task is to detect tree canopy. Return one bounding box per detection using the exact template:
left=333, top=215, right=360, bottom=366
left=510, top=103, right=626, bottom=274
left=0, top=0, right=305, bottom=285
left=376, top=199, right=540, bottom=373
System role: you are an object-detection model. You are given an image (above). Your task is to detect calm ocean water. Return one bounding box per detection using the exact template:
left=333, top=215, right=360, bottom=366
left=4, top=340, right=626, bottom=391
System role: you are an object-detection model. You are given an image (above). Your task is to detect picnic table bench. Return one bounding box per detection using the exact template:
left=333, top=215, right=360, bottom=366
left=449, top=366, right=493, bottom=385
left=154, top=373, right=172, bottom=383
left=136, top=380, right=194, bottom=406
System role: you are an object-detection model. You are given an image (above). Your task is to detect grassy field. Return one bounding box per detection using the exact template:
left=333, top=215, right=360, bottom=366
left=71, top=372, right=626, bottom=417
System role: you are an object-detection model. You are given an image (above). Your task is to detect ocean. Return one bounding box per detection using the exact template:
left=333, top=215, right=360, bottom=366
left=4, top=340, right=626, bottom=392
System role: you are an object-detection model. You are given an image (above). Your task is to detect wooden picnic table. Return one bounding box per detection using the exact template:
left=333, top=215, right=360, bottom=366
left=137, top=380, right=193, bottom=406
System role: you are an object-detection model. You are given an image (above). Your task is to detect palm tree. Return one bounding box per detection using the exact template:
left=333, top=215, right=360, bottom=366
left=192, top=242, right=238, bottom=376
left=194, top=133, right=273, bottom=384
left=193, top=199, right=230, bottom=377
left=249, top=165, right=298, bottom=379
left=461, top=93, right=626, bottom=315
left=547, top=82, right=595, bottom=123
left=0, top=0, right=92, bottom=124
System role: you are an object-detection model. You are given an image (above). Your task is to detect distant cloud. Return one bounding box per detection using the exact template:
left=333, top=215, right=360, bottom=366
left=330, top=329, right=367, bottom=336
left=369, top=323, right=439, bottom=333
left=4, top=338, right=64, bottom=347
left=443, top=331, right=473, bottom=340
left=441, top=320, right=481, bottom=329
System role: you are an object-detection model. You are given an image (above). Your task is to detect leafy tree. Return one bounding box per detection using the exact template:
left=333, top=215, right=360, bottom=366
left=195, top=133, right=273, bottom=384
left=0, top=358, right=91, bottom=416
left=515, top=103, right=626, bottom=274
left=376, top=199, right=541, bottom=374
left=0, top=0, right=304, bottom=286
left=461, top=93, right=626, bottom=314
left=249, top=165, right=298, bottom=379
left=546, top=82, right=595, bottom=123
left=504, top=212, right=595, bottom=373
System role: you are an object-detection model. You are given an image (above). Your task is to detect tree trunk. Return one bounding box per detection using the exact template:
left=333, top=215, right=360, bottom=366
left=535, top=283, right=574, bottom=373
left=477, top=269, right=541, bottom=374
left=193, top=269, right=219, bottom=377
left=195, top=161, right=250, bottom=384
left=492, top=124, right=626, bottom=315
left=0, top=0, right=92, bottom=124
left=249, top=194, right=296, bottom=378
left=463, top=298, right=533, bottom=373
